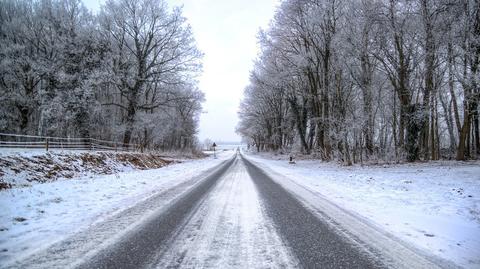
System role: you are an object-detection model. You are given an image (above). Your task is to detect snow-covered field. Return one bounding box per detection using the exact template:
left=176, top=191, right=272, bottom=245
left=247, top=153, right=480, bottom=268
left=0, top=150, right=235, bottom=265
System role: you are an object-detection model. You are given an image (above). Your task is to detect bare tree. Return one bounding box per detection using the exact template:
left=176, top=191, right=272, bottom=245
left=100, top=0, right=202, bottom=147
left=237, top=0, right=478, bottom=163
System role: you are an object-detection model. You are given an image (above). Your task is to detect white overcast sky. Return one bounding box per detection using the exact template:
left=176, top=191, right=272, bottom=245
left=83, top=0, right=279, bottom=143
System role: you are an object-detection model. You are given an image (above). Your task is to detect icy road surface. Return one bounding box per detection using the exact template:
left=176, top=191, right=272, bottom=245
left=154, top=157, right=297, bottom=268
left=75, top=154, right=386, bottom=269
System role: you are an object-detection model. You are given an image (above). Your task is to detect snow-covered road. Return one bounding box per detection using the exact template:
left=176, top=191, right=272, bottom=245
left=153, top=157, right=297, bottom=268
left=74, top=153, right=390, bottom=268
left=2, top=151, right=472, bottom=268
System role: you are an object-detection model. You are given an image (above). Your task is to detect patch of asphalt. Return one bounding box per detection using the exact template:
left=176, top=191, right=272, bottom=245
left=150, top=157, right=298, bottom=268
left=242, top=156, right=384, bottom=269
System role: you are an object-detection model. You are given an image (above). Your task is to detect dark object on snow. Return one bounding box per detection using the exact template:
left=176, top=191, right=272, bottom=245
left=289, top=156, right=295, bottom=164
left=13, top=217, right=27, bottom=222
left=212, top=142, right=217, bottom=158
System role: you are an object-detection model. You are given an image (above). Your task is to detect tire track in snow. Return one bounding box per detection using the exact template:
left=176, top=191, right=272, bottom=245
left=151, top=157, right=298, bottom=268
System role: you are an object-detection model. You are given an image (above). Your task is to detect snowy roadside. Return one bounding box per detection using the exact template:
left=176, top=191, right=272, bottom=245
left=0, top=149, right=207, bottom=189
left=0, top=150, right=235, bottom=265
left=246, top=153, right=480, bottom=268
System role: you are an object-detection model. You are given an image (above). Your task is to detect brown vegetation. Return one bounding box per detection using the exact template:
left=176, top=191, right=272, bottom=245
left=0, top=152, right=184, bottom=190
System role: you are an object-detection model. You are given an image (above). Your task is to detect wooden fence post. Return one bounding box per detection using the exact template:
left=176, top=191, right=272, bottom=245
left=45, top=138, right=49, bottom=151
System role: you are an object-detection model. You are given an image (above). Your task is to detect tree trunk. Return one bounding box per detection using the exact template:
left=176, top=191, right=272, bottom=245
left=393, top=92, right=399, bottom=160
left=430, top=97, right=437, bottom=160
left=474, top=105, right=480, bottom=155
left=17, top=105, right=30, bottom=132
left=457, top=115, right=471, bottom=160
left=288, top=97, right=310, bottom=154
left=405, top=104, right=422, bottom=162
left=123, top=97, right=137, bottom=149
left=360, top=24, right=374, bottom=156
left=420, top=0, right=436, bottom=160
left=322, top=49, right=332, bottom=160
left=439, top=88, right=457, bottom=154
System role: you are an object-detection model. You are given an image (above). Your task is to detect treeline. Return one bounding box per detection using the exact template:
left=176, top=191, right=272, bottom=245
left=0, top=0, right=203, bottom=150
left=237, top=0, right=479, bottom=163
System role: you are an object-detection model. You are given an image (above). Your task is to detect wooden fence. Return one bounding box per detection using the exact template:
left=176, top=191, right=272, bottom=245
left=0, top=133, right=139, bottom=152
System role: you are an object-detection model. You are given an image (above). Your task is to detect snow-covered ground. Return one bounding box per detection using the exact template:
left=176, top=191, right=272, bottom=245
left=247, top=153, right=480, bottom=268
left=0, top=150, right=235, bottom=265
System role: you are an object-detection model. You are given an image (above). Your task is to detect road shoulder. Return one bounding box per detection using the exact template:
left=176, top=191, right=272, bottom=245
left=244, top=155, right=458, bottom=269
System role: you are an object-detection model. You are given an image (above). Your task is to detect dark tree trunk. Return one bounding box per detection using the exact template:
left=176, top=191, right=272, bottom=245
left=17, top=105, right=30, bottom=132
left=405, top=104, right=423, bottom=162
left=288, top=97, right=310, bottom=154
left=474, top=105, right=480, bottom=155
left=457, top=115, right=471, bottom=160
left=420, top=0, right=436, bottom=160
left=359, top=22, right=375, bottom=157
left=123, top=97, right=137, bottom=149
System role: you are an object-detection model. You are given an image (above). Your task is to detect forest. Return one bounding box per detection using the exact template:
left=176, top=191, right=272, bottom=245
left=0, top=0, right=203, bottom=150
left=237, top=0, right=480, bottom=163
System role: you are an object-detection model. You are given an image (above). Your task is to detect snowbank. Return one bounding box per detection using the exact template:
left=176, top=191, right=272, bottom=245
left=247, top=153, right=480, bottom=268
left=0, top=150, right=207, bottom=189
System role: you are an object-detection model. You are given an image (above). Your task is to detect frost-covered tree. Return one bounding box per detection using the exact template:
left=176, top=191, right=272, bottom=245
left=98, top=0, right=202, bottom=148
left=237, top=0, right=479, bottom=163
left=0, top=0, right=204, bottom=151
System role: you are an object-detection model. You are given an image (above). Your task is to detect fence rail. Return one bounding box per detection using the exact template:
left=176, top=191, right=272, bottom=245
left=0, top=133, right=139, bottom=152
